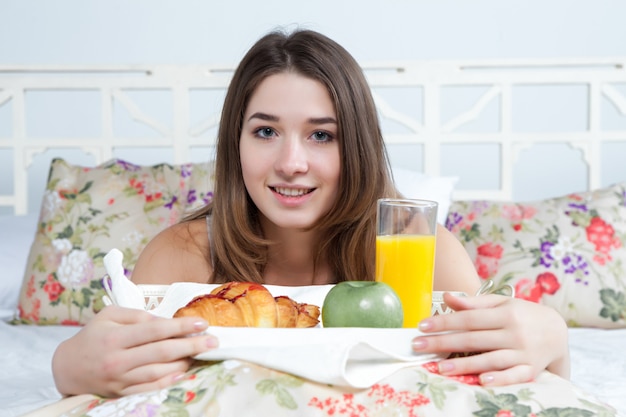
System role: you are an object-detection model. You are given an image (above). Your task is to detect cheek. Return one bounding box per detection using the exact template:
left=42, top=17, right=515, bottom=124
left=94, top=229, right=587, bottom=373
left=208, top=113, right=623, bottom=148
left=239, top=143, right=257, bottom=181
left=326, top=153, right=342, bottom=187
left=240, top=161, right=256, bottom=193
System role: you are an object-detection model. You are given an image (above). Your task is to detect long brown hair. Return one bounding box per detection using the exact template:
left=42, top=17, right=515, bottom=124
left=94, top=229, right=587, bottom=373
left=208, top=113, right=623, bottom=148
left=187, top=29, right=397, bottom=283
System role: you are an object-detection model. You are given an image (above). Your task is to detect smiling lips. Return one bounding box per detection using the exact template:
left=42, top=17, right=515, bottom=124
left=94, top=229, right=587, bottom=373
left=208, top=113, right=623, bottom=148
left=271, top=186, right=315, bottom=197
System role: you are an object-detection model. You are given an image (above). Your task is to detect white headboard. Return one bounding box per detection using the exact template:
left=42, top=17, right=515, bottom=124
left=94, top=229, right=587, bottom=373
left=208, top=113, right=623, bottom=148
left=2, top=59, right=626, bottom=215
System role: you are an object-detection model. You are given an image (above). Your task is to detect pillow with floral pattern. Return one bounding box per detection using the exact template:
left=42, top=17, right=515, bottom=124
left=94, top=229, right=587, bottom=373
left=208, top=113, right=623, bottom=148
left=16, top=158, right=214, bottom=325
left=445, top=182, right=626, bottom=328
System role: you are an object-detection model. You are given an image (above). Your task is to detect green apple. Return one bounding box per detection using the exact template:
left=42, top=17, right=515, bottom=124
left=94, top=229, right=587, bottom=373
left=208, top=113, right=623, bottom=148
left=321, top=281, right=403, bottom=328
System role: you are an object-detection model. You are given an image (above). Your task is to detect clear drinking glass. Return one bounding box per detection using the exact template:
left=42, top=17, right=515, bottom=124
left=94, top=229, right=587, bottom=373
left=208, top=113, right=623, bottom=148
left=375, top=198, right=438, bottom=328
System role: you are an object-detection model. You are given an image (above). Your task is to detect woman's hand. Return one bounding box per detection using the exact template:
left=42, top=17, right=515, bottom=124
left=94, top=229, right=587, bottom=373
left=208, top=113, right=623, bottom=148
left=52, top=306, right=218, bottom=397
left=412, top=292, right=570, bottom=386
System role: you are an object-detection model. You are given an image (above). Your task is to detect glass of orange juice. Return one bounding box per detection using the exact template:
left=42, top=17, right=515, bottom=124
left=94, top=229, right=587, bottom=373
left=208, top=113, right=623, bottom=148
left=375, top=198, right=438, bottom=328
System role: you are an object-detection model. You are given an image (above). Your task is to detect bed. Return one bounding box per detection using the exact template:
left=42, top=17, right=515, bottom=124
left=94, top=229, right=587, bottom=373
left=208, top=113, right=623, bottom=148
left=1, top=60, right=625, bottom=416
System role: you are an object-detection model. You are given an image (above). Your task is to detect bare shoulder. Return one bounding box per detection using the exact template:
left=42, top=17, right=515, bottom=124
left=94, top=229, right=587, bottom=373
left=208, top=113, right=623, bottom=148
left=433, top=224, right=481, bottom=294
left=131, top=218, right=213, bottom=285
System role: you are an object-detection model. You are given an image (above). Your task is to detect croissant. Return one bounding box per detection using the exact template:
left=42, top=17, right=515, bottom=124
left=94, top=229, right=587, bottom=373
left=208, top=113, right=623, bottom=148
left=173, top=282, right=320, bottom=328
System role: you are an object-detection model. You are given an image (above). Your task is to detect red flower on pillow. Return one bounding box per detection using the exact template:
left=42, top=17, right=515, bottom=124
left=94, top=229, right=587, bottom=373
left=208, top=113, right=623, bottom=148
left=586, top=216, right=621, bottom=265
left=43, top=274, right=65, bottom=302
left=515, top=272, right=560, bottom=303
left=18, top=295, right=41, bottom=323
left=128, top=177, right=145, bottom=195
left=502, top=204, right=537, bottom=222
left=474, top=242, right=504, bottom=279
left=537, top=272, right=560, bottom=294
left=515, top=278, right=544, bottom=303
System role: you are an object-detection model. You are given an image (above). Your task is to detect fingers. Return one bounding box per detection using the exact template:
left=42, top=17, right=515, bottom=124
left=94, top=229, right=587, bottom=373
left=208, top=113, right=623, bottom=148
left=100, top=331, right=218, bottom=379
left=438, top=350, right=520, bottom=375
left=418, top=308, right=506, bottom=335
left=126, top=332, right=219, bottom=369
left=117, top=359, right=193, bottom=396
left=433, top=350, right=536, bottom=386
left=107, top=313, right=210, bottom=349
left=97, top=332, right=217, bottom=396
left=478, top=366, right=535, bottom=386
left=442, top=292, right=508, bottom=312
left=98, top=358, right=192, bottom=397
left=412, top=328, right=515, bottom=356
left=120, top=370, right=190, bottom=397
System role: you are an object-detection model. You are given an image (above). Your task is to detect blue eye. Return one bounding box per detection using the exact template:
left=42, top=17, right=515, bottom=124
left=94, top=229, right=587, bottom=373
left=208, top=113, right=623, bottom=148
left=312, top=131, right=333, bottom=143
left=254, top=127, right=275, bottom=139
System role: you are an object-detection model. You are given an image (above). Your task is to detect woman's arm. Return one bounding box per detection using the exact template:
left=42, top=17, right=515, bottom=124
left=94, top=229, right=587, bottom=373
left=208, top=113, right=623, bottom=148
left=433, top=224, right=481, bottom=294
left=52, top=218, right=217, bottom=397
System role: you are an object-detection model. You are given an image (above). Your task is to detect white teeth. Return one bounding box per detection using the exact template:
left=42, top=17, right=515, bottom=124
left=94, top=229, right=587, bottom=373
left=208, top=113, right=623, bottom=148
left=274, top=187, right=310, bottom=197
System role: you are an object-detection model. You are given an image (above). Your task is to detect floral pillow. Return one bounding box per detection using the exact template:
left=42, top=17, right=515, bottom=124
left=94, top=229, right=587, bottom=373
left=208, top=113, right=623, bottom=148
left=445, top=182, right=626, bottom=328
left=16, top=158, right=214, bottom=325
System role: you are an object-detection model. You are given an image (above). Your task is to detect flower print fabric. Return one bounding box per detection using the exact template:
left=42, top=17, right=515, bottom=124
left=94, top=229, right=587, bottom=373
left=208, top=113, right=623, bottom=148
left=445, top=182, right=626, bottom=328
left=16, top=158, right=214, bottom=325
left=39, top=360, right=616, bottom=417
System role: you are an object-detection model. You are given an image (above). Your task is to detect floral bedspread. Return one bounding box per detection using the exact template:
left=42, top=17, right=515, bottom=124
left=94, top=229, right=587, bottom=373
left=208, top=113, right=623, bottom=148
left=29, top=360, right=616, bottom=417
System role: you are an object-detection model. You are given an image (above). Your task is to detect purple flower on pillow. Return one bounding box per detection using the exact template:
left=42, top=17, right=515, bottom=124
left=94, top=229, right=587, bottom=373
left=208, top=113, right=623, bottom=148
left=115, top=159, right=141, bottom=172
left=203, top=191, right=214, bottom=205
left=186, top=190, right=213, bottom=207
left=187, top=189, right=197, bottom=205
left=445, top=212, right=463, bottom=231
left=567, top=202, right=588, bottom=212
left=539, top=241, right=556, bottom=267
left=181, top=164, right=193, bottom=178
left=164, top=196, right=178, bottom=209
left=562, top=253, right=590, bottom=284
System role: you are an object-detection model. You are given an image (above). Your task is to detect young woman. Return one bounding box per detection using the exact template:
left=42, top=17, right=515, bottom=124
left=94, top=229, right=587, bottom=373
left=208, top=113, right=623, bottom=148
left=52, top=29, right=569, bottom=398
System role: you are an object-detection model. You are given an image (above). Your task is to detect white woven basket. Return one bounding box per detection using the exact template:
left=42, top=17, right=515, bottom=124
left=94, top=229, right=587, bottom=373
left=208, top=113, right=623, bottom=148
left=135, top=284, right=462, bottom=317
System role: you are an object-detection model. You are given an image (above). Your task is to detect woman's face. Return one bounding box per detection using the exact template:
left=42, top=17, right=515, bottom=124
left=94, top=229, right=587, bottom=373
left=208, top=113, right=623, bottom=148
left=239, top=72, right=340, bottom=232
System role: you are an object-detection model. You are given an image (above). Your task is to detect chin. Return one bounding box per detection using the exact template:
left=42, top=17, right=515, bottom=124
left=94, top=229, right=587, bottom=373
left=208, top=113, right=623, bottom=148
left=266, top=214, right=319, bottom=231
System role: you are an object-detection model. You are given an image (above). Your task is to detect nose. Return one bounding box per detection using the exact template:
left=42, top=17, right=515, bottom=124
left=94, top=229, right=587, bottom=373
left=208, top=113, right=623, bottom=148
left=274, top=136, right=308, bottom=176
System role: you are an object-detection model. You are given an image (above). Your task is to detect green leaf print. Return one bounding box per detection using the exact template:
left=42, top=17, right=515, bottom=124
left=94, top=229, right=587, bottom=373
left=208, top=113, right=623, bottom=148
left=72, top=287, right=94, bottom=308
left=460, top=223, right=481, bottom=243
left=473, top=392, right=532, bottom=417
left=578, top=398, right=618, bottom=417
left=516, top=388, right=535, bottom=402
left=78, top=180, right=93, bottom=194
left=75, top=192, right=92, bottom=205
left=256, top=376, right=302, bottom=410
left=57, top=225, right=74, bottom=239
left=256, top=379, right=276, bottom=395
left=164, top=387, right=186, bottom=404
left=275, top=387, right=298, bottom=410
left=415, top=371, right=458, bottom=410
left=537, top=408, right=594, bottom=417
left=599, top=288, right=626, bottom=322
left=568, top=211, right=591, bottom=228
left=275, top=374, right=304, bottom=388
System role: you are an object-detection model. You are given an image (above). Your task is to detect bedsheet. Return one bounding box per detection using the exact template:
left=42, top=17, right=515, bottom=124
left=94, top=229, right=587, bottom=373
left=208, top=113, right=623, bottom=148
left=0, top=322, right=80, bottom=417
left=568, top=328, right=626, bottom=415
left=1, top=322, right=625, bottom=417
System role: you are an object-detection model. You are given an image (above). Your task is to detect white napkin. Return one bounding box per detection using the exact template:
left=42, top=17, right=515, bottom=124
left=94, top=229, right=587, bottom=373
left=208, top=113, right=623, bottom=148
left=102, top=248, right=444, bottom=388
left=195, top=327, right=442, bottom=388
left=102, top=248, right=145, bottom=309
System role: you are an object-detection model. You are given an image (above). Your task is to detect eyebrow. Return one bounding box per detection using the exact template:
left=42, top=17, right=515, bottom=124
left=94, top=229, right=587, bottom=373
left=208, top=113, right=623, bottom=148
left=247, top=112, right=337, bottom=125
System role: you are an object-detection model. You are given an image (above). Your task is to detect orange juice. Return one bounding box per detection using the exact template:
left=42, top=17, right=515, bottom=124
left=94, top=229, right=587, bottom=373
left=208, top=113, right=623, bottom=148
left=375, top=234, right=436, bottom=328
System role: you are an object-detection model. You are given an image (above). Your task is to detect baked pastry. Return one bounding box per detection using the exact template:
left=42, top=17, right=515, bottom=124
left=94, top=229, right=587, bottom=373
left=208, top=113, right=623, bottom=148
left=173, top=282, right=320, bottom=328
